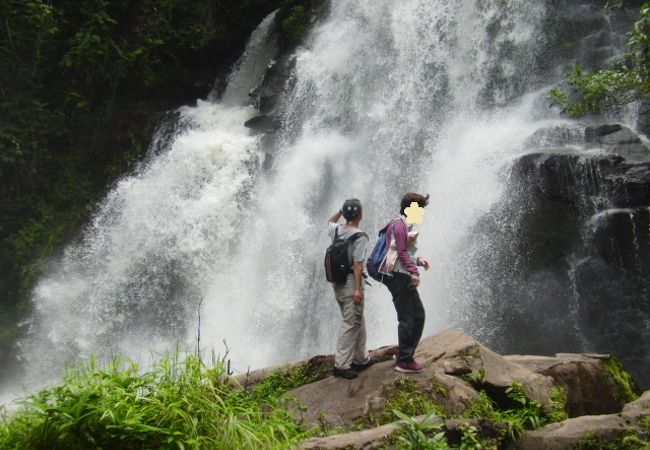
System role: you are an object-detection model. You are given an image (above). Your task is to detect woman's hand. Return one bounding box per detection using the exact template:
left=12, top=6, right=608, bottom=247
left=420, top=258, right=430, bottom=271
left=410, top=275, right=420, bottom=288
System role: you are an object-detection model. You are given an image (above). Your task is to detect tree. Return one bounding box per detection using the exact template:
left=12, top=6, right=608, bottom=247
left=550, top=3, right=650, bottom=117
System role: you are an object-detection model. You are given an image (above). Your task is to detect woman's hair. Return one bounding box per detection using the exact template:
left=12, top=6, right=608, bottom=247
left=400, top=193, right=430, bottom=215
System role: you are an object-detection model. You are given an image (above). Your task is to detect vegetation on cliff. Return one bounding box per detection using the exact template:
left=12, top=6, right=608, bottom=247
left=550, top=2, right=650, bottom=116
left=0, top=0, right=314, bottom=380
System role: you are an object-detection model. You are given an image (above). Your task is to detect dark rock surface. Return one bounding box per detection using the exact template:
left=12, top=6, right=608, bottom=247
left=457, top=124, right=650, bottom=388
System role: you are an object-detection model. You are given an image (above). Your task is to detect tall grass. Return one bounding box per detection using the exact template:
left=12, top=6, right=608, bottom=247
left=0, top=353, right=312, bottom=449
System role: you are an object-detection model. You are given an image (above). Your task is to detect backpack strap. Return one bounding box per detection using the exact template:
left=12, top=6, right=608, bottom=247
left=345, top=231, right=368, bottom=269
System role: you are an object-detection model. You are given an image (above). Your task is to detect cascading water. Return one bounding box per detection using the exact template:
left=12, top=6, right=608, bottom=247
left=4, top=0, right=645, bottom=402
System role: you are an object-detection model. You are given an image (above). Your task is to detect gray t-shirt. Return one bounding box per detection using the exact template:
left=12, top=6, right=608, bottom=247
left=327, top=222, right=369, bottom=287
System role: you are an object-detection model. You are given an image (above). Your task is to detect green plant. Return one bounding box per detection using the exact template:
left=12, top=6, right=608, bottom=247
left=504, top=381, right=546, bottom=430
left=459, top=423, right=484, bottom=450
left=0, top=353, right=312, bottom=449
left=463, top=381, right=549, bottom=444
left=549, top=3, right=650, bottom=116
left=394, top=410, right=448, bottom=450
left=603, top=356, right=640, bottom=403
left=280, top=5, right=308, bottom=45
left=550, top=386, right=569, bottom=423
left=574, top=431, right=601, bottom=450
left=370, top=378, right=442, bottom=426
left=460, top=368, right=486, bottom=387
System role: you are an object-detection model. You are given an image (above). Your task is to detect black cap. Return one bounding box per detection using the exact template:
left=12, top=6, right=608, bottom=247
left=341, top=199, right=362, bottom=221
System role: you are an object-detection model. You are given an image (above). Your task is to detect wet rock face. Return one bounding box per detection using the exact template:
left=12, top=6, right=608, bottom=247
left=460, top=124, right=650, bottom=388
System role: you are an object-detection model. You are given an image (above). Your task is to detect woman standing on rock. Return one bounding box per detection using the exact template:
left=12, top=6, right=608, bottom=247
left=381, top=193, right=431, bottom=373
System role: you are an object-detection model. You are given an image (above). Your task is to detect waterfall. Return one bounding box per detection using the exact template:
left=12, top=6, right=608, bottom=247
left=4, top=0, right=642, bottom=402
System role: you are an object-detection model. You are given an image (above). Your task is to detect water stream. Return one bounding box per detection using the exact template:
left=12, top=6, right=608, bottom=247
left=3, top=0, right=642, bottom=402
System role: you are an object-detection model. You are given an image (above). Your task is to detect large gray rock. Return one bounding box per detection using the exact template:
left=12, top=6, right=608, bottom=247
left=585, top=124, right=650, bottom=163
left=289, top=330, right=554, bottom=428
left=520, top=414, right=629, bottom=450
left=300, top=414, right=441, bottom=450
left=505, top=353, right=636, bottom=416
left=520, top=391, right=650, bottom=450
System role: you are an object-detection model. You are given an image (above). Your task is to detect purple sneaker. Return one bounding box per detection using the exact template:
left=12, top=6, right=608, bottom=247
left=395, top=359, right=425, bottom=373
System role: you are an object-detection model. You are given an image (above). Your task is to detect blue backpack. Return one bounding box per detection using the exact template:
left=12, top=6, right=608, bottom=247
left=367, top=220, right=395, bottom=282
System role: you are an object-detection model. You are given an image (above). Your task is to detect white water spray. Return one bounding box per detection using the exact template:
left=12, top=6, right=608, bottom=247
left=7, top=0, right=638, bottom=402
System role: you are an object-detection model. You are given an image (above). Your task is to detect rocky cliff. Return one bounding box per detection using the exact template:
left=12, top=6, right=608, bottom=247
left=454, top=123, right=650, bottom=389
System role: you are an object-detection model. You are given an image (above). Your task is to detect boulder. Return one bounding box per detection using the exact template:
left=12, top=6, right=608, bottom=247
left=585, top=124, right=650, bottom=163
left=519, top=391, right=650, bottom=450
left=300, top=414, right=442, bottom=449
left=519, top=414, right=630, bottom=450
left=416, top=330, right=555, bottom=412
left=523, top=125, right=584, bottom=150
left=505, top=353, right=633, bottom=416
left=621, top=390, right=650, bottom=420
left=243, top=114, right=281, bottom=133
left=289, top=330, right=554, bottom=428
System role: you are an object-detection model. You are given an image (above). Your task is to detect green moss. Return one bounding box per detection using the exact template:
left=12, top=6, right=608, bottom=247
left=460, top=367, right=486, bottom=387
left=550, top=386, right=569, bottom=423
left=574, top=431, right=650, bottom=450
left=574, top=431, right=601, bottom=450
left=431, top=381, right=449, bottom=397
left=249, top=359, right=330, bottom=405
left=364, top=378, right=441, bottom=426
left=280, top=4, right=308, bottom=45
left=639, top=414, right=650, bottom=434
left=602, top=356, right=641, bottom=404
left=462, top=381, right=550, bottom=444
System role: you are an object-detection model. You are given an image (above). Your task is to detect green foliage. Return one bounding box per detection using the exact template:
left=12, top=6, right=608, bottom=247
left=246, top=362, right=330, bottom=406
left=372, top=378, right=442, bottom=425
left=460, top=370, right=486, bottom=387
left=394, top=410, right=448, bottom=450
left=549, top=3, right=650, bottom=117
left=0, top=354, right=311, bottom=449
left=393, top=413, right=490, bottom=450
left=574, top=431, right=602, bottom=450
left=464, top=381, right=550, bottom=443
left=280, top=5, right=308, bottom=45
left=458, top=423, right=485, bottom=450
left=574, top=431, right=650, bottom=450
left=602, top=356, right=641, bottom=403
left=549, top=386, right=569, bottom=423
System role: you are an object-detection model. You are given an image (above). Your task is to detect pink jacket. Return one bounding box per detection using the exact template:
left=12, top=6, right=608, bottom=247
left=383, top=216, right=419, bottom=276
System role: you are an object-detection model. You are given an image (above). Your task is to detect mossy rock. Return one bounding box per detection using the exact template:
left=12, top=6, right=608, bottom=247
left=603, top=356, right=642, bottom=404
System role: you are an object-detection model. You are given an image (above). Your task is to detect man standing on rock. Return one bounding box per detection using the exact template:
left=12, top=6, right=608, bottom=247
left=327, top=199, right=376, bottom=379
left=381, top=193, right=431, bottom=373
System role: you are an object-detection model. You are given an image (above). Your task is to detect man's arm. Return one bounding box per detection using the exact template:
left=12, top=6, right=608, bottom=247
left=328, top=210, right=342, bottom=224
left=353, top=261, right=364, bottom=304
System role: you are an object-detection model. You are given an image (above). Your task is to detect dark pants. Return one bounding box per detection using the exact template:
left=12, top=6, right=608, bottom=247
left=383, top=273, right=425, bottom=362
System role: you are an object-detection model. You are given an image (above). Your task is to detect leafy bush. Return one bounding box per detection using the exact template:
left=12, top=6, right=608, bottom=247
left=0, top=354, right=312, bottom=449
left=394, top=410, right=448, bottom=450
left=550, top=3, right=650, bottom=116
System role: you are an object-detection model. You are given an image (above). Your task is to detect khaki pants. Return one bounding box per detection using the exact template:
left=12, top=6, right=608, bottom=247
left=333, top=285, right=368, bottom=370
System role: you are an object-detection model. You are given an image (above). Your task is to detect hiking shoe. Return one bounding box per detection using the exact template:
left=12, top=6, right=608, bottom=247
left=351, top=357, right=378, bottom=372
left=395, top=359, right=425, bottom=373
left=332, top=367, right=358, bottom=379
